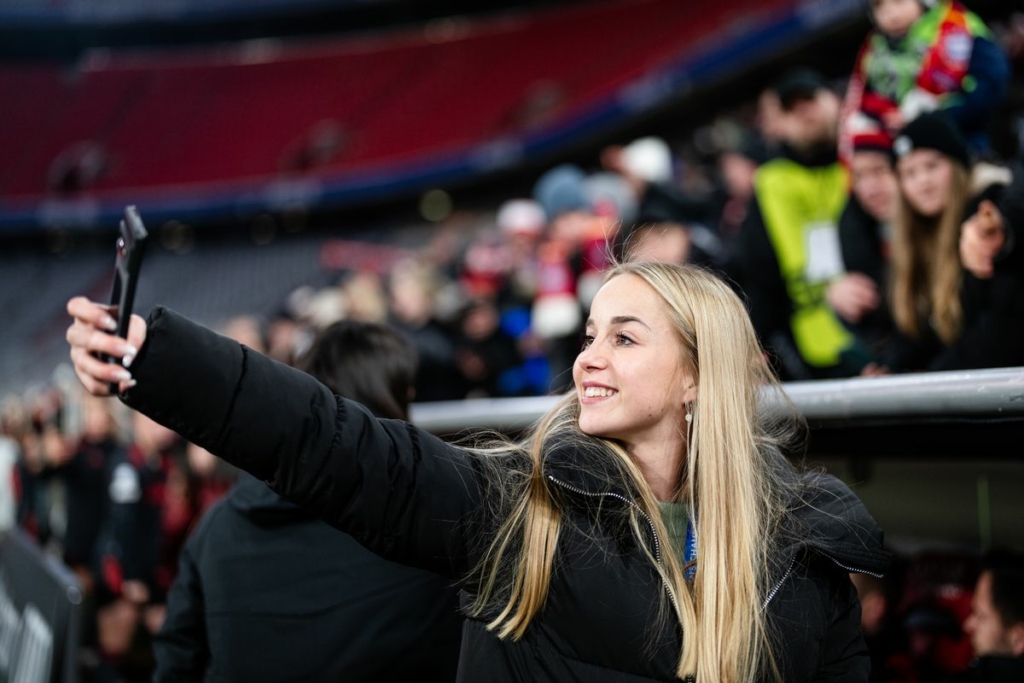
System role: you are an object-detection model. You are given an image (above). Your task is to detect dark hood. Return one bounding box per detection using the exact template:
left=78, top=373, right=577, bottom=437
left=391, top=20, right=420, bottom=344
left=229, top=472, right=314, bottom=526
left=784, top=472, right=893, bottom=576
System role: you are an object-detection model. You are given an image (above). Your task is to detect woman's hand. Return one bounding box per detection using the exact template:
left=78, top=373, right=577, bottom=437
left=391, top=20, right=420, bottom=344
left=66, top=297, right=148, bottom=396
left=960, top=200, right=1005, bottom=279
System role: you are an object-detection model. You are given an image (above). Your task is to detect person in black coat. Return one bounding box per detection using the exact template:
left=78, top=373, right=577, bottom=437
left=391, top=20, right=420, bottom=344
left=831, top=133, right=900, bottom=372
left=152, top=319, right=462, bottom=682
left=884, top=112, right=1024, bottom=372
left=66, top=261, right=891, bottom=682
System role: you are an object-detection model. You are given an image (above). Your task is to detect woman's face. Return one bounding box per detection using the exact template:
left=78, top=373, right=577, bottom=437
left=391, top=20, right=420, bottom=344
left=573, top=274, right=694, bottom=456
left=898, top=149, right=955, bottom=218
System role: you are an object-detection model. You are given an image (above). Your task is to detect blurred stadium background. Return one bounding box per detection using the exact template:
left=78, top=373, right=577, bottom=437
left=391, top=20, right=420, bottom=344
left=0, top=1, right=1023, bottom=681
left=0, top=0, right=1019, bottom=390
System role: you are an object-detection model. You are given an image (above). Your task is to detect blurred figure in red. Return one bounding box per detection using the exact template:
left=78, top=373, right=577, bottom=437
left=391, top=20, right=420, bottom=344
left=841, top=0, right=1010, bottom=160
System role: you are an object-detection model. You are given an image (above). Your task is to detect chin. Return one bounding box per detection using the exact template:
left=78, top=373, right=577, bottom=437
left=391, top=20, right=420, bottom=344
left=577, top=418, right=608, bottom=439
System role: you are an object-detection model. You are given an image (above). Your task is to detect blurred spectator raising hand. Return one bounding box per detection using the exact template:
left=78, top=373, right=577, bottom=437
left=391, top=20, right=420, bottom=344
left=960, top=200, right=1005, bottom=279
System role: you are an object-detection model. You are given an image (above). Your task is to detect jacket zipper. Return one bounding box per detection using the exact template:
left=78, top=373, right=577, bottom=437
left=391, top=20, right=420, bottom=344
left=546, top=475, right=680, bottom=613
left=761, top=553, right=797, bottom=611
left=761, top=547, right=884, bottom=611
left=814, top=548, right=885, bottom=578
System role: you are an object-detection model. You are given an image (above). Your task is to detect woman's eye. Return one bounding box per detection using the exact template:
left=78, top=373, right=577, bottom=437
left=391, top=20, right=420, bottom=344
left=581, top=335, right=594, bottom=349
left=615, top=333, right=634, bottom=346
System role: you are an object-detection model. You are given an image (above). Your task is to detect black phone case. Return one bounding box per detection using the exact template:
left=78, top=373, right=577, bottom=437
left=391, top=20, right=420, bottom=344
left=105, top=206, right=148, bottom=390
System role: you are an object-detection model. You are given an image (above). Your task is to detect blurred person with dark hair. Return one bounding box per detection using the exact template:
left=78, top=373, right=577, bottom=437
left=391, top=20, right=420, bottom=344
left=841, top=0, right=1010, bottom=162
left=882, top=111, right=1024, bottom=372
left=832, top=132, right=901, bottom=372
left=10, top=388, right=74, bottom=547
left=454, top=297, right=523, bottom=399
left=737, top=68, right=872, bottom=380
left=153, top=319, right=462, bottom=683
left=715, top=131, right=769, bottom=243
left=957, top=552, right=1024, bottom=681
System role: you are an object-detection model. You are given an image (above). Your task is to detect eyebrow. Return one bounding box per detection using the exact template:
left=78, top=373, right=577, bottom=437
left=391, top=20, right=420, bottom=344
left=585, top=315, right=651, bottom=330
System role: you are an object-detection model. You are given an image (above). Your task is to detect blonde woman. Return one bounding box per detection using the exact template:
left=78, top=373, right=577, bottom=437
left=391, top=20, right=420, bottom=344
left=886, top=111, right=1024, bottom=372
left=66, top=262, right=890, bottom=682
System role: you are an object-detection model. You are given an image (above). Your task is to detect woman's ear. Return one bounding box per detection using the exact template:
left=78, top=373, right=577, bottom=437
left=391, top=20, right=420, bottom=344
left=682, top=382, right=698, bottom=406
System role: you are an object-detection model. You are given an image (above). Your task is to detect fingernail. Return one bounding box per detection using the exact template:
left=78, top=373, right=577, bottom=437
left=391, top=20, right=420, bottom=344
left=103, top=316, right=118, bottom=331
left=122, top=346, right=138, bottom=367
left=123, top=379, right=138, bottom=390
left=115, top=369, right=133, bottom=382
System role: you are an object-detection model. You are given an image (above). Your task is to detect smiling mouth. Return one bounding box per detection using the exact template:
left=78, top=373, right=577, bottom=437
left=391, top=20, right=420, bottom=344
left=583, top=387, right=618, bottom=398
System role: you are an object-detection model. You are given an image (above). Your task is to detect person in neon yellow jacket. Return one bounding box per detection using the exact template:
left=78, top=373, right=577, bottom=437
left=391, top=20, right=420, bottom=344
left=738, top=69, right=873, bottom=380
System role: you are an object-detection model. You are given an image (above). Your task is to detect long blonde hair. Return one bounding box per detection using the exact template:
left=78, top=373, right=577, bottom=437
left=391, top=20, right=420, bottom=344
left=467, top=262, right=801, bottom=682
left=890, top=164, right=971, bottom=343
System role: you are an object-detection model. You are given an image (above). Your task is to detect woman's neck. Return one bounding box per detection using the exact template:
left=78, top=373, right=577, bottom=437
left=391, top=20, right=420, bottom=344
left=630, top=439, right=686, bottom=502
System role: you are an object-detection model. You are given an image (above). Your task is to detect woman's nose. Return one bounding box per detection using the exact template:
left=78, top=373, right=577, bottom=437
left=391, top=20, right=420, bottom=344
left=576, top=342, right=607, bottom=371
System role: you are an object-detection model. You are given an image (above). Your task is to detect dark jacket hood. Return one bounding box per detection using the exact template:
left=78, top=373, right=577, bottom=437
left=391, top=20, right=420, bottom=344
left=784, top=472, right=893, bottom=576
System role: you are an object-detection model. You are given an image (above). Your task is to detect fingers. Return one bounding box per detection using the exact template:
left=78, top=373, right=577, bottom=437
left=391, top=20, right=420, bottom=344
left=125, top=314, right=148, bottom=361
left=66, top=320, right=137, bottom=359
left=70, top=346, right=134, bottom=387
left=66, top=296, right=145, bottom=396
left=67, top=296, right=118, bottom=333
left=848, top=277, right=879, bottom=309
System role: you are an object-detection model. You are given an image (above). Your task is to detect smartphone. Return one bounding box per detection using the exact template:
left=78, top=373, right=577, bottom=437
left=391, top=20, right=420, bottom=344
left=104, top=206, right=148, bottom=386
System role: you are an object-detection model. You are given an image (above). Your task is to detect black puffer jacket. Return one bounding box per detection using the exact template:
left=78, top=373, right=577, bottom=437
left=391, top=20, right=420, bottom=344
left=124, top=308, right=892, bottom=683
left=153, top=473, right=463, bottom=682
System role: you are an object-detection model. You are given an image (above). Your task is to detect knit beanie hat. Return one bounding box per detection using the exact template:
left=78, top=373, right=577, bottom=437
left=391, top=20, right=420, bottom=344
left=851, top=128, right=894, bottom=158
left=893, top=112, right=971, bottom=170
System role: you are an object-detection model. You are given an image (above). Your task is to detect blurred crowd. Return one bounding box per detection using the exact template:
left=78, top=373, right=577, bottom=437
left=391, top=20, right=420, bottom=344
left=2, top=3, right=1024, bottom=682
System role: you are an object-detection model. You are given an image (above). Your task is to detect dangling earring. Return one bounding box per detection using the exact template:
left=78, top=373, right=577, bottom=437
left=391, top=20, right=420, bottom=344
left=684, top=403, right=693, bottom=424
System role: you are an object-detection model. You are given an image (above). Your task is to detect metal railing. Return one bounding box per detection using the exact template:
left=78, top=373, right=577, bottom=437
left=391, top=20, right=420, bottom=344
left=409, top=367, right=1024, bottom=434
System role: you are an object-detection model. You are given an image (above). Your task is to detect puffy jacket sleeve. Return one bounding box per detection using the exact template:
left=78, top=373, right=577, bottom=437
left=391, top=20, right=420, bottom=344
left=122, top=306, right=483, bottom=579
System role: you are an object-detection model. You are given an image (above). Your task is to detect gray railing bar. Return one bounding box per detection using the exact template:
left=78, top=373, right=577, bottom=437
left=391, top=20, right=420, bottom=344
left=410, top=367, right=1024, bottom=434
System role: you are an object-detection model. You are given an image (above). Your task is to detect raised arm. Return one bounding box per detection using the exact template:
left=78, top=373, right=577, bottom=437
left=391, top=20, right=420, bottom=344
left=67, top=300, right=484, bottom=579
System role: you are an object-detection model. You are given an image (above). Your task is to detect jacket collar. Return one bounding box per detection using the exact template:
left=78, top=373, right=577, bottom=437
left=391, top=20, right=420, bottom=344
left=543, top=440, right=892, bottom=576
left=542, top=437, right=639, bottom=505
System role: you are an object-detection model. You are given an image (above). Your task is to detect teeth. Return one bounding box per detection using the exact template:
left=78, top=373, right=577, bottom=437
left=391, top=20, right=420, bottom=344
left=584, top=387, right=617, bottom=398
